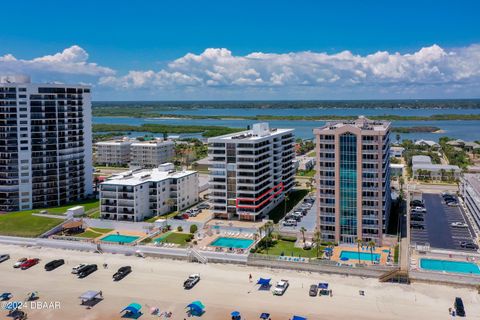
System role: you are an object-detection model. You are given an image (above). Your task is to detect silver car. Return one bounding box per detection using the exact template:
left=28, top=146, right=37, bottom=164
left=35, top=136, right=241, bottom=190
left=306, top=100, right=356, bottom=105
left=0, top=254, right=10, bottom=263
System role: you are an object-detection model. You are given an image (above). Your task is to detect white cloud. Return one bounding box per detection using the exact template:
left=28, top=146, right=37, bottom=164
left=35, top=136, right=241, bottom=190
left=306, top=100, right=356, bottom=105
left=99, top=44, right=480, bottom=95
left=2, top=44, right=480, bottom=99
left=0, top=45, right=114, bottom=77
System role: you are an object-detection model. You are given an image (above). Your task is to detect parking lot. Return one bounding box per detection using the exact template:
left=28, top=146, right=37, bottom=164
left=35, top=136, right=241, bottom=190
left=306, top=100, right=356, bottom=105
left=410, top=193, right=477, bottom=252
left=279, top=196, right=316, bottom=233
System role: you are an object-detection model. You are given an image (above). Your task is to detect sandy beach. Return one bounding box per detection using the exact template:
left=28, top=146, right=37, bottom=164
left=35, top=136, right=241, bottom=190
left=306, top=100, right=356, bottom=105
left=0, top=243, right=479, bottom=320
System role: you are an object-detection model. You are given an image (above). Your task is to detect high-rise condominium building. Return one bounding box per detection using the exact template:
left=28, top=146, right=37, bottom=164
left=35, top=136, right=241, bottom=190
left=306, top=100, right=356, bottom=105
left=314, top=116, right=391, bottom=245
left=208, top=123, right=295, bottom=221
left=99, top=163, right=198, bottom=221
left=0, top=75, right=93, bottom=212
left=130, top=140, right=175, bottom=168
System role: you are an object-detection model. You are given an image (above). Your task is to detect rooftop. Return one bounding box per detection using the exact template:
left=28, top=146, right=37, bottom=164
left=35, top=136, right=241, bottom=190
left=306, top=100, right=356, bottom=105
left=314, top=116, right=390, bottom=133
left=413, top=163, right=461, bottom=172
left=411, top=155, right=432, bottom=165
left=101, top=163, right=196, bottom=186
left=209, top=123, right=293, bottom=141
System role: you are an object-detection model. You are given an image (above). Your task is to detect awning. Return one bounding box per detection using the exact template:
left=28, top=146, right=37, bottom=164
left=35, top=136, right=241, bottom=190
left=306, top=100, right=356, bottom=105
left=318, top=283, right=329, bottom=289
left=256, top=278, right=271, bottom=286
left=292, top=316, right=307, bottom=320
left=121, top=302, right=142, bottom=314
left=260, top=313, right=270, bottom=319
left=79, top=290, right=101, bottom=301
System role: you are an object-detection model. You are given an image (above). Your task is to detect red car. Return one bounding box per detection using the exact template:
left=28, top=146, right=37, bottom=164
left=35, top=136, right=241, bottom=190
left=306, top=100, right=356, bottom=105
left=20, top=258, right=39, bottom=270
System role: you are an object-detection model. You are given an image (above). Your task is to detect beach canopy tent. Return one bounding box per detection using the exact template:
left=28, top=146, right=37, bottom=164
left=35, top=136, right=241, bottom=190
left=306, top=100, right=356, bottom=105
left=231, top=311, right=241, bottom=317
left=256, top=278, right=271, bottom=289
left=79, top=290, right=103, bottom=304
left=260, top=313, right=270, bottom=319
left=121, top=302, right=142, bottom=315
left=0, top=292, right=12, bottom=300
left=186, top=300, right=205, bottom=316
left=292, top=316, right=307, bottom=320
left=318, top=283, right=329, bottom=289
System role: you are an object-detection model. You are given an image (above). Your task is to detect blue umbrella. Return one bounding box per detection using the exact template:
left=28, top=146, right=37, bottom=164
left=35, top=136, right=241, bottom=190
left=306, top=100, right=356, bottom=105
left=340, top=257, right=349, bottom=261
left=260, top=313, right=270, bottom=319
left=231, top=311, right=241, bottom=317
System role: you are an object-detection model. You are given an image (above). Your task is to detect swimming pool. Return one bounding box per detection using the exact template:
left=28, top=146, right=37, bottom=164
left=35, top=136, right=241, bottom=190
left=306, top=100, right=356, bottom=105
left=210, top=237, right=254, bottom=249
left=420, top=258, right=480, bottom=275
left=100, top=234, right=140, bottom=244
left=339, top=250, right=380, bottom=262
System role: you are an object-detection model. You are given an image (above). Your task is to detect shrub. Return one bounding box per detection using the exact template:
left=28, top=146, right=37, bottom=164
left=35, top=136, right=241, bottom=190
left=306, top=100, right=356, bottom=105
left=190, top=224, right=198, bottom=234
left=177, top=226, right=183, bottom=232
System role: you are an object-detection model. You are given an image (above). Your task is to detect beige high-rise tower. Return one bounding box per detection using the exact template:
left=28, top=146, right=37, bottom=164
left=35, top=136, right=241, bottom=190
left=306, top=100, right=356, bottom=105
left=313, top=116, right=391, bottom=245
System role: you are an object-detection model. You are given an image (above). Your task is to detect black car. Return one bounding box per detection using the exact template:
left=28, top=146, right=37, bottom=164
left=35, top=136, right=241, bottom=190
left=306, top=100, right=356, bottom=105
left=78, top=264, right=97, bottom=278
left=460, top=242, right=478, bottom=249
left=183, top=274, right=200, bottom=289
left=410, top=200, right=424, bottom=207
left=309, top=284, right=318, bottom=296
left=44, top=259, right=64, bottom=271
left=113, top=266, right=132, bottom=281
left=454, top=297, right=465, bottom=317
left=411, top=216, right=424, bottom=222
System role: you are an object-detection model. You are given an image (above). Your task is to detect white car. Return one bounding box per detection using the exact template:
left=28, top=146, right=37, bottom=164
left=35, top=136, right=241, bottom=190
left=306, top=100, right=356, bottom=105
left=273, top=279, right=289, bottom=295
left=71, top=263, right=86, bottom=274
left=413, top=207, right=426, bottom=212
left=13, top=257, right=27, bottom=268
left=451, top=222, right=468, bottom=228
left=283, top=220, right=297, bottom=227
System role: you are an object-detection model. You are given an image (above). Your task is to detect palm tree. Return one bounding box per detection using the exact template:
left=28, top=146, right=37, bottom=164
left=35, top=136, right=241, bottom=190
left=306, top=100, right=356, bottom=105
left=355, top=238, right=363, bottom=264
left=165, top=198, right=176, bottom=212
left=283, top=194, right=290, bottom=218
left=264, top=221, right=274, bottom=238
left=313, top=230, right=322, bottom=258
left=300, top=227, right=307, bottom=243
left=368, top=240, right=376, bottom=264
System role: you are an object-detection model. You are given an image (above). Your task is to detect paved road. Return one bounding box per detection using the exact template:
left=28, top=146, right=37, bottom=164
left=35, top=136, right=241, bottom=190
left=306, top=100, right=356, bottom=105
left=279, top=199, right=316, bottom=233
left=411, top=193, right=477, bottom=252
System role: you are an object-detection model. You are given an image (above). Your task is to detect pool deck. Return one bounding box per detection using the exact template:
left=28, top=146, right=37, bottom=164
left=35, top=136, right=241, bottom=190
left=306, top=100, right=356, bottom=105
left=330, top=245, right=393, bottom=266
left=195, top=230, right=257, bottom=253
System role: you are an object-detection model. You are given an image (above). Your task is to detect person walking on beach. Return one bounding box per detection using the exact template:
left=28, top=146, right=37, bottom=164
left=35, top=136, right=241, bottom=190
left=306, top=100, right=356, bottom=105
left=249, top=273, right=252, bottom=282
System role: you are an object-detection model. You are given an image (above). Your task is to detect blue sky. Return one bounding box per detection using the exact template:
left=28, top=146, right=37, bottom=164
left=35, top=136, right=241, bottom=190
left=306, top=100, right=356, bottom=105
left=1, top=0, right=480, bottom=100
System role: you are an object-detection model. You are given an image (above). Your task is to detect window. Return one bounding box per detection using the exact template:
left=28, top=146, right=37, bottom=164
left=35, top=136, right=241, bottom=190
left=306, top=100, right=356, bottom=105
left=20, top=121, right=27, bottom=124
left=20, top=147, right=28, bottom=151
left=20, top=160, right=29, bottom=164
left=19, top=88, right=26, bottom=92
left=20, top=127, right=27, bottom=131
left=19, top=94, right=27, bottom=98
left=21, top=179, right=29, bottom=183
left=19, top=108, right=27, bottom=111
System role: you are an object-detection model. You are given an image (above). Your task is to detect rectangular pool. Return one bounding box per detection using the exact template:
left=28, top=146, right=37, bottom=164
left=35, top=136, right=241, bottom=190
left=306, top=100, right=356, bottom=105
left=420, top=258, right=480, bottom=275
left=210, top=237, right=254, bottom=249
left=339, top=250, right=380, bottom=262
left=100, top=234, right=140, bottom=244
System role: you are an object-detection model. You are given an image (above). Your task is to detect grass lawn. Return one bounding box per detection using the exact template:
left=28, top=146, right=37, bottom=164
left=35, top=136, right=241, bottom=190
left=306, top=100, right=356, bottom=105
left=268, top=189, right=309, bottom=223
left=0, top=212, right=63, bottom=237
left=307, top=151, right=316, bottom=157
left=258, top=239, right=322, bottom=258
left=156, top=232, right=193, bottom=246
left=296, top=169, right=316, bottom=177
left=11, top=199, right=100, bottom=216
left=88, top=210, right=101, bottom=219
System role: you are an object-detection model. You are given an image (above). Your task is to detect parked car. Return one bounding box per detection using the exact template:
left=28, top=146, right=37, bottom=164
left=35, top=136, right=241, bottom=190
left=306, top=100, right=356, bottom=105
left=197, top=203, right=210, bottom=209
left=78, top=264, right=98, bottom=278
left=273, top=279, right=289, bottom=295
left=113, top=266, right=132, bottom=281
left=410, top=200, right=424, bottom=207
left=183, top=274, right=201, bottom=289
left=411, top=216, right=424, bottom=222
left=283, top=219, right=297, bottom=227
left=460, top=242, right=478, bottom=249
left=451, top=222, right=468, bottom=228
left=0, top=254, right=10, bottom=263
left=309, top=284, right=318, bottom=297
left=173, top=214, right=185, bottom=220
left=20, top=258, right=39, bottom=270
left=44, top=259, right=64, bottom=271
left=412, top=206, right=426, bottom=212
left=71, top=263, right=87, bottom=274
left=454, top=297, right=465, bottom=317
left=13, top=258, right=27, bottom=268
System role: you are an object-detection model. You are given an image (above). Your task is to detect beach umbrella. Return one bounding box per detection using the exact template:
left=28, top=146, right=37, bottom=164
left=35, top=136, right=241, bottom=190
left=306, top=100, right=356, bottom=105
left=292, top=316, right=307, bottom=320
left=340, top=257, right=349, bottom=261
left=260, top=313, right=270, bottom=319
left=231, top=311, right=241, bottom=317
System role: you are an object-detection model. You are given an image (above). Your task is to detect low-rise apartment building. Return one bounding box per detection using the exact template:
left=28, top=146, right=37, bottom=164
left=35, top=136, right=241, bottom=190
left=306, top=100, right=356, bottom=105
left=95, top=139, right=132, bottom=166
left=411, top=155, right=461, bottom=181
left=130, top=140, right=175, bottom=168
left=99, top=163, right=198, bottom=221
left=207, top=123, right=295, bottom=221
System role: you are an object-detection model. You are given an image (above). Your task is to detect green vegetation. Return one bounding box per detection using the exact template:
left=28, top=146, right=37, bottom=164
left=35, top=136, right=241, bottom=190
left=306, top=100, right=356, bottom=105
left=0, top=212, right=63, bottom=237
left=93, top=123, right=244, bottom=138
left=394, top=244, right=399, bottom=263
left=156, top=232, right=194, bottom=246
left=10, top=199, right=99, bottom=216
left=400, top=139, right=441, bottom=177
left=175, top=138, right=208, bottom=167
left=76, top=227, right=113, bottom=239
left=268, top=189, right=309, bottom=223
left=439, top=137, right=472, bottom=169
left=93, top=132, right=126, bottom=142
left=296, top=169, right=316, bottom=177
left=256, top=238, right=321, bottom=258
left=307, top=151, right=316, bottom=157
left=295, top=138, right=315, bottom=154
left=391, top=126, right=441, bottom=133
left=190, top=224, right=198, bottom=234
